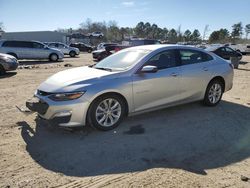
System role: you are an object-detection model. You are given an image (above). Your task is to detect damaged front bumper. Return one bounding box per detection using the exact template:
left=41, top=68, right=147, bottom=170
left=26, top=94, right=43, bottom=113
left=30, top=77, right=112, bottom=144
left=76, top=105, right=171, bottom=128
left=18, top=94, right=90, bottom=127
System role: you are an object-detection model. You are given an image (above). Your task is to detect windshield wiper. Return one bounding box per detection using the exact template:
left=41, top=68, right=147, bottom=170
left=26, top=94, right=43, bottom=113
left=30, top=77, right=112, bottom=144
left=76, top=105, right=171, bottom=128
left=93, top=67, right=113, bottom=72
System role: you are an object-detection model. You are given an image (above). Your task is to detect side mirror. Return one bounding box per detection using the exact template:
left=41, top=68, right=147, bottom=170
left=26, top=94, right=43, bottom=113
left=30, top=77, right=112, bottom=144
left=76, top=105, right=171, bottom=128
left=141, top=65, right=158, bottom=73
left=44, top=46, right=49, bottom=49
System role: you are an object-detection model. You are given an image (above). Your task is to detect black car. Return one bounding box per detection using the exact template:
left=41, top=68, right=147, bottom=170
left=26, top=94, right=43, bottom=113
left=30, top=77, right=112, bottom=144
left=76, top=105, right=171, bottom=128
left=69, top=43, right=93, bottom=53
left=206, top=46, right=242, bottom=68
left=92, top=44, right=127, bottom=61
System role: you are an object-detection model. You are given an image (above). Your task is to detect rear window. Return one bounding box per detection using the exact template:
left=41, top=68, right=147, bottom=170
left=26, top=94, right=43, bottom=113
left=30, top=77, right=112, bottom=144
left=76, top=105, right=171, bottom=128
left=179, top=49, right=213, bottom=65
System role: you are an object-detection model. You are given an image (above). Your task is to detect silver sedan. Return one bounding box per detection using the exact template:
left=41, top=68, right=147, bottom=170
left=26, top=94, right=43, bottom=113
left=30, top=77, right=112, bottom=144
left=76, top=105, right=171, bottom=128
left=26, top=45, right=234, bottom=130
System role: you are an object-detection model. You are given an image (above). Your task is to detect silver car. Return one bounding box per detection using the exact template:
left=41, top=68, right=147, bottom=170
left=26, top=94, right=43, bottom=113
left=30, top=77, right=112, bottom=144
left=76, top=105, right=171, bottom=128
left=26, top=45, right=233, bottom=131
left=0, top=53, right=19, bottom=75
left=0, top=40, right=64, bottom=61
left=45, top=42, right=80, bottom=57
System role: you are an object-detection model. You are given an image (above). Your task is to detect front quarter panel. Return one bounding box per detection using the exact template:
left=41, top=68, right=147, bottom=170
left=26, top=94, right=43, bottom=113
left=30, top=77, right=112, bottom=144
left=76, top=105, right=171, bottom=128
left=83, top=75, right=133, bottom=113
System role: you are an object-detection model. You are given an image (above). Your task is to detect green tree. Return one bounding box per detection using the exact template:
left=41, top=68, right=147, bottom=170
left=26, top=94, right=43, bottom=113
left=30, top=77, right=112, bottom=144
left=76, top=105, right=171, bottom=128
left=134, top=22, right=145, bottom=38
left=191, top=29, right=201, bottom=42
left=231, top=22, right=243, bottom=39
left=208, top=28, right=230, bottom=43
left=0, top=22, right=4, bottom=32
left=245, top=24, right=250, bottom=39
left=168, top=29, right=177, bottom=43
left=183, top=29, right=192, bottom=41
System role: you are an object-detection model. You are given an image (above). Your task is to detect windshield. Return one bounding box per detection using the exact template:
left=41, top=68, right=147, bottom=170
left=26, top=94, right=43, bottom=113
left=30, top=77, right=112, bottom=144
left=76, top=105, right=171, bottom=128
left=93, top=50, right=149, bottom=71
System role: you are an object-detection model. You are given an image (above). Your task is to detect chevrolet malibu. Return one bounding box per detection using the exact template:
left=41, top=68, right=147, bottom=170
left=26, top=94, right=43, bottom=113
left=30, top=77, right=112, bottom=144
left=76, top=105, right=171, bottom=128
left=26, top=45, right=233, bottom=131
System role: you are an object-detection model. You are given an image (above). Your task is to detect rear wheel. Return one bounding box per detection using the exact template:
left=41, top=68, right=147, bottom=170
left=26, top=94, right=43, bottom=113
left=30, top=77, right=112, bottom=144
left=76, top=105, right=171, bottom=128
left=49, top=53, right=58, bottom=62
left=88, top=94, right=126, bottom=131
left=0, top=65, right=6, bottom=75
left=69, top=51, right=76, bottom=57
left=203, top=79, right=223, bottom=106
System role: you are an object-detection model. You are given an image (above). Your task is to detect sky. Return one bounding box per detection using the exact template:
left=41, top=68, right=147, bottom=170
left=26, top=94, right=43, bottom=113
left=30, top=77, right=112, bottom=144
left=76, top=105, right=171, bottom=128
left=1, top=0, right=250, bottom=36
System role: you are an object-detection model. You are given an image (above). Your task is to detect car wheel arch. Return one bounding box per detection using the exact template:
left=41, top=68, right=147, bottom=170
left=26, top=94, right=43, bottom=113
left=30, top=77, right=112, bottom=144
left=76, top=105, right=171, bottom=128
left=207, top=76, right=225, bottom=92
left=86, top=91, right=129, bottom=125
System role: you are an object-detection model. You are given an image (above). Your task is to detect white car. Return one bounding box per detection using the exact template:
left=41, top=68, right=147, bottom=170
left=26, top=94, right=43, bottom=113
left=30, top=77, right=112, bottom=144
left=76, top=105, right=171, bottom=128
left=45, top=42, right=80, bottom=57
left=90, top=32, right=104, bottom=38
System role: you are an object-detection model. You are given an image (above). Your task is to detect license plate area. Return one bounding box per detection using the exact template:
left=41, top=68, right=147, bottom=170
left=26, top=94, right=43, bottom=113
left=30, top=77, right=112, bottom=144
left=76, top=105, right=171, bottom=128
left=26, top=97, right=49, bottom=115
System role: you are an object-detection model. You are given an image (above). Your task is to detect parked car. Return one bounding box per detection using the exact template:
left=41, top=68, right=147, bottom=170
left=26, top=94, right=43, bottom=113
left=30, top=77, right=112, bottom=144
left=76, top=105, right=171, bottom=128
left=92, top=44, right=127, bottom=61
left=69, top=42, right=93, bottom=53
left=89, top=31, right=104, bottom=38
left=206, top=46, right=242, bottom=68
left=93, top=40, right=160, bottom=61
left=0, top=40, right=64, bottom=61
left=97, top=43, right=118, bottom=50
left=0, top=53, right=19, bottom=75
left=225, top=43, right=250, bottom=55
left=44, top=42, right=79, bottom=57
left=25, top=45, right=233, bottom=131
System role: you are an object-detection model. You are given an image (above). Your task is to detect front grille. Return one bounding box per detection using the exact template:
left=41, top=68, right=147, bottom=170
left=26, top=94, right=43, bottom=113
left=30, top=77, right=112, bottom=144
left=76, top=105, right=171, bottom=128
left=26, top=99, right=49, bottom=115
left=37, top=90, right=52, bottom=96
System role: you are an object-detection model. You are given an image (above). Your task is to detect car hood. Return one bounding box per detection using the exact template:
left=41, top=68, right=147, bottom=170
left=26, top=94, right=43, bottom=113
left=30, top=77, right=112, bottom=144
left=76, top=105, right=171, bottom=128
left=38, top=66, right=118, bottom=93
left=0, top=53, right=16, bottom=59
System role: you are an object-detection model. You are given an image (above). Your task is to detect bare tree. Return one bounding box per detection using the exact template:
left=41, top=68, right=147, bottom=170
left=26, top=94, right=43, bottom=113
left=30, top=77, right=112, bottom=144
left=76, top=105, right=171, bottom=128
left=202, top=25, right=209, bottom=41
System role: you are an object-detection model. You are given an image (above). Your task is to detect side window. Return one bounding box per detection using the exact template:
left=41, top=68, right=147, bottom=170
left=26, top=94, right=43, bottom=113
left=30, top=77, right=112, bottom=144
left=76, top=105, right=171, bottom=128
left=2, top=41, right=20, bottom=47
left=146, top=50, right=177, bottom=70
left=179, top=49, right=212, bottom=65
left=48, top=43, right=56, bottom=47
left=58, top=44, right=65, bottom=48
left=225, top=47, right=234, bottom=52
left=33, top=42, right=44, bottom=49
left=21, top=42, right=33, bottom=48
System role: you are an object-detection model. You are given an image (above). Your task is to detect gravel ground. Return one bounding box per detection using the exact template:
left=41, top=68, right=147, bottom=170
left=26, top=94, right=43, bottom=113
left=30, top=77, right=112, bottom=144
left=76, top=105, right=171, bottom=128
left=0, top=53, right=250, bottom=188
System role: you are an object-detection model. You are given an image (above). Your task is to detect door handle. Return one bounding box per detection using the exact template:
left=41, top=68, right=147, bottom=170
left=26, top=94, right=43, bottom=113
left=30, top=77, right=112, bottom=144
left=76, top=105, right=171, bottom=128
left=203, top=67, right=208, bottom=71
left=171, top=73, right=178, bottom=77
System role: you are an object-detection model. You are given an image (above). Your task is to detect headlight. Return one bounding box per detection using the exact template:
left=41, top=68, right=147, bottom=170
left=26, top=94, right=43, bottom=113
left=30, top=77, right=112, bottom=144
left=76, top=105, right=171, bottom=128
left=49, top=91, right=85, bottom=101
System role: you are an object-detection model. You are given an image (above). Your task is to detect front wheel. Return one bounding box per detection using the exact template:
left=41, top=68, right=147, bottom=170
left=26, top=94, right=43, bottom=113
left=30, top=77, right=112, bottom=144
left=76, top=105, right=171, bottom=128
left=88, top=95, right=126, bottom=131
left=49, top=53, right=58, bottom=62
left=69, top=51, right=76, bottom=57
left=203, top=80, right=223, bottom=106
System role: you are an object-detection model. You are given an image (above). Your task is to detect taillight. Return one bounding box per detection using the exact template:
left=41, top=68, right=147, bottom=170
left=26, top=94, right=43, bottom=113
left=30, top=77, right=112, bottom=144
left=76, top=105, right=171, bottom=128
left=115, top=47, right=120, bottom=52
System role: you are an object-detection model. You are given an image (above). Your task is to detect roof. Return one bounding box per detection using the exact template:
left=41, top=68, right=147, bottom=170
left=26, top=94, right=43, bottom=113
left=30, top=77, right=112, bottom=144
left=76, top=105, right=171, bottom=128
left=126, top=44, right=202, bottom=51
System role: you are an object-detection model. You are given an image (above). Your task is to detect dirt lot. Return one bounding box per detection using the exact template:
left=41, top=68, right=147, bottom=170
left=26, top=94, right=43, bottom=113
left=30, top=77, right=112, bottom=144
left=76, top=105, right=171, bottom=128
left=0, top=53, right=250, bottom=188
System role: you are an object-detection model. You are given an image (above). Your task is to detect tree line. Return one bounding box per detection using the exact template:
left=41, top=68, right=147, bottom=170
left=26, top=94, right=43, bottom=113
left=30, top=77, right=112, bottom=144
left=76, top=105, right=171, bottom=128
left=1, top=20, right=250, bottom=44
left=73, top=19, right=250, bottom=44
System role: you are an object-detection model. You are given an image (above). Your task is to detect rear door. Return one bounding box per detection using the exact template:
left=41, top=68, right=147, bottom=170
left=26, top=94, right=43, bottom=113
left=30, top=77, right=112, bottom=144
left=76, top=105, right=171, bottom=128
left=178, top=49, right=214, bottom=101
left=31, top=42, right=49, bottom=59
left=132, top=49, right=182, bottom=112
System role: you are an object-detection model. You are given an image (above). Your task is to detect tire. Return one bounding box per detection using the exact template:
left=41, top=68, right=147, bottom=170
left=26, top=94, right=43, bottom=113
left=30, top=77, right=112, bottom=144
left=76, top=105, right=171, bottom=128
left=87, top=49, right=92, bottom=53
left=203, top=79, right=224, bottom=106
left=69, top=51, right=76, bottom=57
left=0, top=65, right=6, bottom=75
left=87, top=94, right=126, bottom=131
left=49, top=53, right=58, bottom=62
left=7, top=53, right=18, bottom=59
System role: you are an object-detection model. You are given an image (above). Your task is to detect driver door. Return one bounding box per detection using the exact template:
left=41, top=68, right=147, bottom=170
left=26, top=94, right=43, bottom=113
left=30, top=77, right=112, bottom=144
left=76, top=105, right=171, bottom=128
left=132, top=49, right=182, bottom=112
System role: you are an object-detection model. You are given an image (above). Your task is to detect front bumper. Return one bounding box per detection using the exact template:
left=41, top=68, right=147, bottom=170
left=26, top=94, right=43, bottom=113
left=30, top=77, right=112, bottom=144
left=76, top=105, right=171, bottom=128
left=26, top=95, right=90, bottom=127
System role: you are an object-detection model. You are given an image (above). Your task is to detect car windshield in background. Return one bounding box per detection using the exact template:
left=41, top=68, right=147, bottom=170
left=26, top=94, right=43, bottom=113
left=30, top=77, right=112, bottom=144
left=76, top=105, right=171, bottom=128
left=93, top=50, right=149, bottom=71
